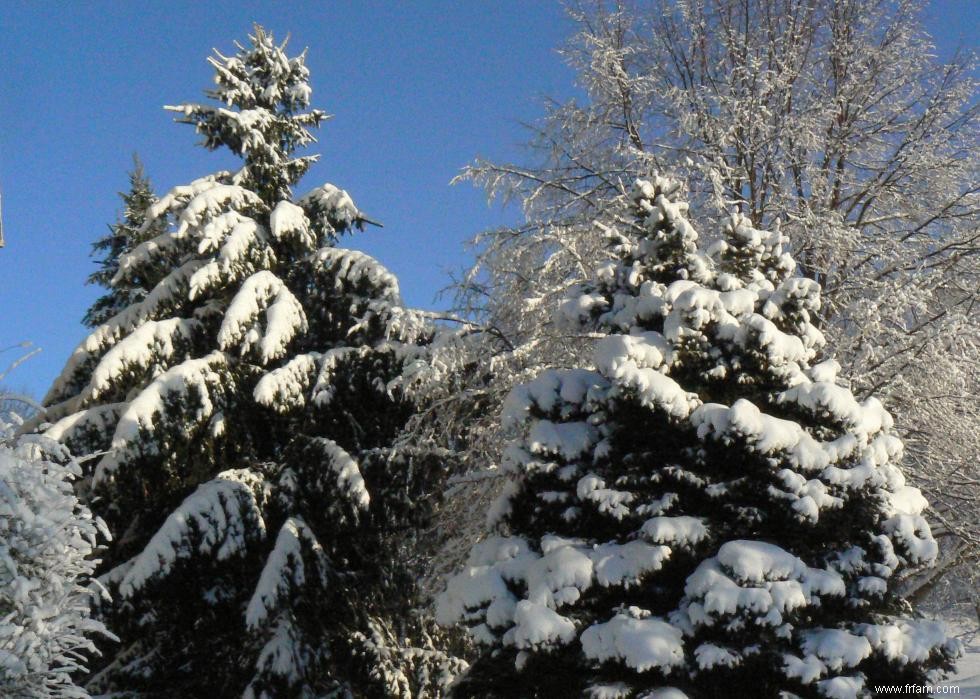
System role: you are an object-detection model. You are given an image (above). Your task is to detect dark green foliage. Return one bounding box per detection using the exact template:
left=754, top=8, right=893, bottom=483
left=84, top=157, right=168, bottom=328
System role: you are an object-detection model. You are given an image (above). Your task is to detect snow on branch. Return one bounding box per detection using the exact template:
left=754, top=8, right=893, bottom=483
left=244, top=616, right=312, bottom=697
left=45, top=259, right=206, bottom=408
left=83, top=318, right=201, bottom=404
left=142, top=173, right=233, bottom=230
left=189, top=216, right=276, bottom=300
left=217, top=270, right=307, bottom=364
left=309, top=247, right=401, bottom=303
left=269, top=200, right=314, bottom=249
left=176, top=184, right=265, bottom=235
left=437, top=535, right=670, bottom=649
left=118, top=468, right=268, bottom=597
left=244, top=517, right=329, bottom=629
left=304, top=437, right=370, bottom=511
left=253, top=352, right=322, bottom=412
left=581, top=610, right=685, bottom=673
left=94, top=351, right=230, bottom=486
left=299, top=183, right=366, bottom=237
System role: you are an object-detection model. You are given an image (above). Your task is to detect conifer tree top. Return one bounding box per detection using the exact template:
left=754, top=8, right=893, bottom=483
left=83, top=157, right=162, bottom=328
left=42, top=27, right=369, bottom=411
left=167, top=25, right=325, bottom=203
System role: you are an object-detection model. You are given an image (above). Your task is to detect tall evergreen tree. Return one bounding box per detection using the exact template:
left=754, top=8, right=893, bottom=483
left=83, top=158, right=167, bottom=329
left=40, top=26, right=460, bottom=697
left=438, top=176, right=959, bottom=698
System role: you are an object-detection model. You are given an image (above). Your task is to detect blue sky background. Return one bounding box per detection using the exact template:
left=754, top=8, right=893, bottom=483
left=0, top=1, right=975, bottom=399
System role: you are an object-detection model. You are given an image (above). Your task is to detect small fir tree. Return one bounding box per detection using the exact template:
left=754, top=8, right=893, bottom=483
left=438, top=176, right=959, bottom=698
left=41, top=26, right=460, bottom=697
left=83, top=158, right=167, bottom=328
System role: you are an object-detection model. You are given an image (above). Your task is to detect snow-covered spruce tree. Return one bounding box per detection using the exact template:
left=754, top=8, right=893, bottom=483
left=83, top=157, right=167, bottom=329
left=40, top=27, right=461, bottom=696
left=0, top=413, right=112, bottom=698
left=438, top=177, right=959, bottom=698
left=450, top=0, right=980, bottom=604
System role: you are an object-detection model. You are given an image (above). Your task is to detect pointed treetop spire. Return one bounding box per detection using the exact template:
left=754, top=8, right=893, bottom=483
left=166, top=24, right=325, bottom=204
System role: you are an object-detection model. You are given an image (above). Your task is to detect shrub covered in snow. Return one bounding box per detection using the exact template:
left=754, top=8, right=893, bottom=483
left=0, top=419, right=111, bottom=697
left=40, top=26, right=461, bottom=697
left=438, top=176, right=959, bottom=698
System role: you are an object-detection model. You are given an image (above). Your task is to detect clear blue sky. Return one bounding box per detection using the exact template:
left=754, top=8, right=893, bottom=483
left=0, top=1, right=975, bottom=399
